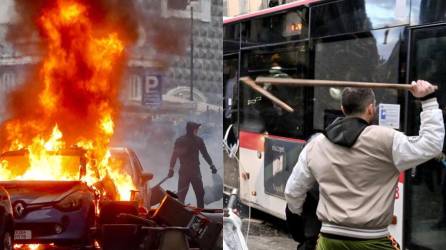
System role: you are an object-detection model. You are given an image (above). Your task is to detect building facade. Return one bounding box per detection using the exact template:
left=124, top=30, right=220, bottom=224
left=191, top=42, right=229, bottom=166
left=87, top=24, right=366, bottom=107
left=125, top=0, right=223, bottom=109
left=224, top=0, right=304, bottom=17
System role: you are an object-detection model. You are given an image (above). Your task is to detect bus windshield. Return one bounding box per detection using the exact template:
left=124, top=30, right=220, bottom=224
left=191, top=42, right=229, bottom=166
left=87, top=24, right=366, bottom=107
left=239, top=27, right=403, bottom=139
left=240, top=43, right=309, bottom=139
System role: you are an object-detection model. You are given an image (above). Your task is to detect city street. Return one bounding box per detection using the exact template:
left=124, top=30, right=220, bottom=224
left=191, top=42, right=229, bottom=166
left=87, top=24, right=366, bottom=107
left=240, top=207, right=296, bottom=250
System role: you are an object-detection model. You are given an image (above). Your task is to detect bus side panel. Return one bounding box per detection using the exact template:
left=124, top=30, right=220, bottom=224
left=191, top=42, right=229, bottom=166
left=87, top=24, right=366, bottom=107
left=239, top=146, right=288, bottom=220
left=239, top=131, right=264, bottom=206
left=239, top=131, right=302, bottom=219
left=239, top=131, right=288, bottom=219
left=239, top=147, right=260, bottom=205
left=388, top=174, right=404, bottom=248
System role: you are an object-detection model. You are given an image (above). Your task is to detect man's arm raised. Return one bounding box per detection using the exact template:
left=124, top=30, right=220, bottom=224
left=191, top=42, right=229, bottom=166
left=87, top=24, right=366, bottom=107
left=392, top=80, right=445, bottom=171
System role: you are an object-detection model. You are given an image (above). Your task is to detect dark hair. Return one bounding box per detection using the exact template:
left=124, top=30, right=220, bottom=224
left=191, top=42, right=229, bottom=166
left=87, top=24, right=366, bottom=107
left=341, top=88, right=375, bottom=115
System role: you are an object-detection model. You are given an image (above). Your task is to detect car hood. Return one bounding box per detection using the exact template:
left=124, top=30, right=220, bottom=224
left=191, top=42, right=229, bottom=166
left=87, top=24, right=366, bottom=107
left=0, top=180, right=83, bottom=205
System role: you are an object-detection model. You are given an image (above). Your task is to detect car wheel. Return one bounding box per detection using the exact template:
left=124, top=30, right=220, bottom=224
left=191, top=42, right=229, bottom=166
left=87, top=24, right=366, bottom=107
left=0, top=231, right=12, bottom=250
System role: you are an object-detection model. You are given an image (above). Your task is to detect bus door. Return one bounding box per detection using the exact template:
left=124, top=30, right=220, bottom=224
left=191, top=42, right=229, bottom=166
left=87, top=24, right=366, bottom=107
left=224, top=53, right=240, bottom=191
left=405, top=25, right=446, bottom=250
left=223, top=21, right=241, bottom=193
left=238, top=43, right=311, bottom=217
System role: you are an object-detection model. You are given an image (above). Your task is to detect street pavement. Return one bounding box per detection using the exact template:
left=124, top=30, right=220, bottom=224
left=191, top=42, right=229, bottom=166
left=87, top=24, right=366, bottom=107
left=240, top=209, right=297, bottom=250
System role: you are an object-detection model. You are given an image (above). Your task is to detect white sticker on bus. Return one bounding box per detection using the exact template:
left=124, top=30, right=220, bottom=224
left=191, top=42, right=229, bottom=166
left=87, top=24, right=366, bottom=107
left=379, top=103, right=400, bottom=129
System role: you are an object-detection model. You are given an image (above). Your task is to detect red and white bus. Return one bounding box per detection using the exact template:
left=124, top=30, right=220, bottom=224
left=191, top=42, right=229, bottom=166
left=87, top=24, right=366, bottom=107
left=224, top=0, right=446, bottom=249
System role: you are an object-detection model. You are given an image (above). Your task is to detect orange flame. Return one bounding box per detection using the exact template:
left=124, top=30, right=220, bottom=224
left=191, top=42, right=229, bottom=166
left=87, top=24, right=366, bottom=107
left=14, top=243, right=58, bottom=250
left=0, top=0, right=136, bottom=200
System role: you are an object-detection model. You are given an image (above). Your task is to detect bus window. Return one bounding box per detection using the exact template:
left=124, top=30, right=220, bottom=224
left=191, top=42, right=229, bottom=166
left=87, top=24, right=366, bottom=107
left=313, top=27, right=404, bottom=130
left=224, top=23, right=240, bottom=53
left=406, top=25, right=446, bottom=250
left=411, top=0, right=446, bottom=26
left=311, top=0, right=409, bottom=38
left=241, top=7, right=308, bottom=47
left=240, top=43, right=310, bottom=139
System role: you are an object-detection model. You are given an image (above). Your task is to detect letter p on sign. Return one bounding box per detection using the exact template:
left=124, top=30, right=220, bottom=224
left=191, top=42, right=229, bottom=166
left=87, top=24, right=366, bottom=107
left=144, top=76, right=159, bottom=94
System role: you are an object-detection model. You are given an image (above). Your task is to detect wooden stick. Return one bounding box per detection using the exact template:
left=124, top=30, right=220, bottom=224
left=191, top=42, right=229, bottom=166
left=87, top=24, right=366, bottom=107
left=255, top=77, right=439, bottom=90
left=239, top=77, right=295, bottom=113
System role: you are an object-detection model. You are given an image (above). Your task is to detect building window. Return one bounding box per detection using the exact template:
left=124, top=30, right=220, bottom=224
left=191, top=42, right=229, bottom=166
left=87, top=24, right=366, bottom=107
left=162, top=0, right=211, bottom=22
left=1, top=72, right=16, bottom=93
left=240, top=0, right=248, bottom=14
left=129, top=74, right=142, bottom=101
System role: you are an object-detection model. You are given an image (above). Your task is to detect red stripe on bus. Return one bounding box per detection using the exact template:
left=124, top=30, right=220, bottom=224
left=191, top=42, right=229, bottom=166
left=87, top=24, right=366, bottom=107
left=240, top=131, right=265, bottom=152
left=239, top=131, right=307, bottom=152
left=268, top=134, right=306, bottom=144
left=224, top=0, right=320, bottom=24
left=399, top=173, right=404, bottom=183
left=240, top=131, right=404, bottom=184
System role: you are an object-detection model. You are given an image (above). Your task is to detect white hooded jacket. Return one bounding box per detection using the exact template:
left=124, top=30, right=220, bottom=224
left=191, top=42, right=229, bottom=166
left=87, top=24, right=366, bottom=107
left=285, top=98, right=445, bottom=239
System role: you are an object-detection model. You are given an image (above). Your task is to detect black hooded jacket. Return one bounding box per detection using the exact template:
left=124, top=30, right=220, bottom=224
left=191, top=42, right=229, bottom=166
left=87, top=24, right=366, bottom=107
left=169, top=123, right=214, bottom=174
left=324, top=117, right=370, bottom=147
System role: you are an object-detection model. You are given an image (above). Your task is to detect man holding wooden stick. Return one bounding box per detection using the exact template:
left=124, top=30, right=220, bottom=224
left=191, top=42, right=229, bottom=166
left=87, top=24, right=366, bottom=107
left=284, top=80, right=444, bottom=249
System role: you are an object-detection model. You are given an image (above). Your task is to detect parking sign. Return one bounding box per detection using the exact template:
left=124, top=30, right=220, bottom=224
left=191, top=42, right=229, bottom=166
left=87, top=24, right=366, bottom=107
left=142, top=75, right=162, bottom=107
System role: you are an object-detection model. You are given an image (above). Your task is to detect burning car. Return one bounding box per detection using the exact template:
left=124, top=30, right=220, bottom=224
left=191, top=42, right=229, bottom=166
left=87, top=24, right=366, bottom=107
left=109, top=147, right=152, bottom=208
left=0, top=146, right=152, bottom=248
left=0, top=0, right=158, bottom=248
left=0, top=149, right=96, bottom=247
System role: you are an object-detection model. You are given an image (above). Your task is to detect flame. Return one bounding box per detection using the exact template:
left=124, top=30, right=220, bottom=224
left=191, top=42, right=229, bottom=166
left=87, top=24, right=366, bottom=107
left=101, top=114, right=114, bottom=136
left=0, top=0, right=136, bottom=200
left=59, top=1, right=85, bottom=22
left=14, top=244, right=41, bottom=250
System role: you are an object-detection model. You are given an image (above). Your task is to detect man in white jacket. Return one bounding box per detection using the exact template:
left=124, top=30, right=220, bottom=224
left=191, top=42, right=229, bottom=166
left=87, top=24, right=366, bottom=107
left=285, top=80, right=444, bottom=249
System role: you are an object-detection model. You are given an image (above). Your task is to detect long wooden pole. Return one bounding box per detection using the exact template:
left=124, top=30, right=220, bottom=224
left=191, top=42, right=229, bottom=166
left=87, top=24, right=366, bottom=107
left=255, top=77, right=438, bottom=90
left=239, top=77, right=295, bottom=113
left=240, top=77, right=438, bottom=114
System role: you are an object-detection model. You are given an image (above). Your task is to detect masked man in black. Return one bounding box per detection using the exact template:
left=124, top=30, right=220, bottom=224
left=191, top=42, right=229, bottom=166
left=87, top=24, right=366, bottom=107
left=168, top=122, right=217, bottom=208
